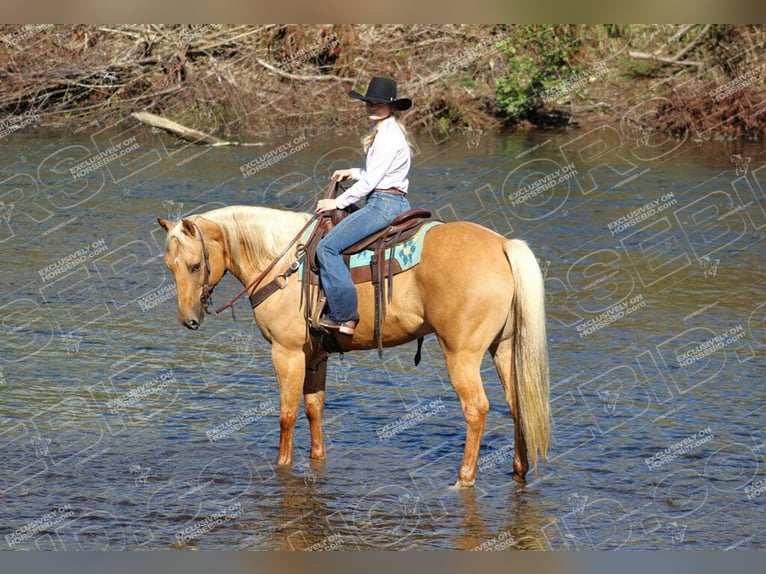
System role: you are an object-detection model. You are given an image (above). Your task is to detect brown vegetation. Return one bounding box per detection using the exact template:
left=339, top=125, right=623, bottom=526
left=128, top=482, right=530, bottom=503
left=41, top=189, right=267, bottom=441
left=1, top=24, right=765, bottom=139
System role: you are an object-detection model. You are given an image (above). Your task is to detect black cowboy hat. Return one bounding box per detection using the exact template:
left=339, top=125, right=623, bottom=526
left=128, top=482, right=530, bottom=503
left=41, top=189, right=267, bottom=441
left=348, top=77, right=412, bottom=111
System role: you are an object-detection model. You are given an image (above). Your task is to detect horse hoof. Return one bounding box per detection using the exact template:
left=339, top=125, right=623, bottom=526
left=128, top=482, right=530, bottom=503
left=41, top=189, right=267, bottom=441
left=450, top=478, right=476, bottom=490
left=511, top=472, right=527, bottom=485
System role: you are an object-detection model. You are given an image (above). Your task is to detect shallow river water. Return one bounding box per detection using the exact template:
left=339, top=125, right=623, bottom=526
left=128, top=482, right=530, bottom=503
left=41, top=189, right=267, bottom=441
left=0, top=123, right=764, bottom=550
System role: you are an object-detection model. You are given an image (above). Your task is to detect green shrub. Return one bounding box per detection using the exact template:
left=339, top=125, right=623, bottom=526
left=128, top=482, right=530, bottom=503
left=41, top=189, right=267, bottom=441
left=495, top=25, right=582, bottom=122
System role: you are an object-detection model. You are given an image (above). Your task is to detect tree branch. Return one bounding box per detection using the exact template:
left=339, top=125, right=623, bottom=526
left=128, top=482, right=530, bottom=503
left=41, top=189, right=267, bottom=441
left=661, top=24, right=696, bottom=52
left=255, top=58, right=349, bottom=82
left=632, top=24, right=711, bottom=70
left=628, top=51, right=704, bottom=68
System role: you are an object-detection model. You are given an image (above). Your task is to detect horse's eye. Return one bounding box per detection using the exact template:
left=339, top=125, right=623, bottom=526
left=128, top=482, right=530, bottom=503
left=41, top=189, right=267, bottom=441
left=190, top=263, right=201, bottom=273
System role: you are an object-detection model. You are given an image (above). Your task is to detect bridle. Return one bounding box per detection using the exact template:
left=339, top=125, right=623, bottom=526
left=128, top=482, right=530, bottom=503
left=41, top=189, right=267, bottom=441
left=190, top=215, right=311, bottom=317
left=192, top=222, right=215, bottom=314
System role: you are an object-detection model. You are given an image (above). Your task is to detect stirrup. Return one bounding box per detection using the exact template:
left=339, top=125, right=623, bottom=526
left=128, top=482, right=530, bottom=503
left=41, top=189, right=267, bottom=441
left=310, top=295, right=327, bottom=331
left=318, top=317, right=358, bottom=336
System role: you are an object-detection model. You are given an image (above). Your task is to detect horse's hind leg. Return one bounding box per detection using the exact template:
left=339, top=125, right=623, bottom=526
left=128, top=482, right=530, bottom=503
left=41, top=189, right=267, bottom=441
left=491, top=338, right=529, bottom=483
left=304, top=346, right=328, bottom=460
left=442, top=348, right=489, bottom=488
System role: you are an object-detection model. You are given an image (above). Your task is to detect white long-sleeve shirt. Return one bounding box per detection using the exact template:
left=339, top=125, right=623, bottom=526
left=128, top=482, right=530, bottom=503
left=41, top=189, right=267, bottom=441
left=335, top=115, right=411, bottom=209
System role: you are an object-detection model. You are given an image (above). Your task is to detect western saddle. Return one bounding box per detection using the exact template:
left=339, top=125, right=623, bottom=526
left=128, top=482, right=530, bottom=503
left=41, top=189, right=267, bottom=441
left=247, top=182, right=438, bottom=357
left=302, top=204, right=437, bottom=356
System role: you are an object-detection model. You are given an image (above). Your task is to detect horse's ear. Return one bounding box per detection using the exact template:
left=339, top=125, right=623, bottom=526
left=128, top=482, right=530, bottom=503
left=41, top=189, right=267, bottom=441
left=157, top=217, right=173, bottom=232
left=180, top=218, right=197, bottom=237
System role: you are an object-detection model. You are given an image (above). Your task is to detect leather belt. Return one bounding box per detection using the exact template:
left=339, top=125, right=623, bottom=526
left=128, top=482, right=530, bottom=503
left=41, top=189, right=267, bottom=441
left=374, top=187, right=406, bottom=195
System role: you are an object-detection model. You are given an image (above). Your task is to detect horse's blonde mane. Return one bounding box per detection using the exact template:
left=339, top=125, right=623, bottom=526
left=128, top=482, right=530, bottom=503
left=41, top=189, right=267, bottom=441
left=167, top=205, right=311, bottom=272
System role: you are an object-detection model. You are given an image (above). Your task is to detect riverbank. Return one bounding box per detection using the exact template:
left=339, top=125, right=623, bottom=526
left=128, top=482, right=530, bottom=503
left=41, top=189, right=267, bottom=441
left=1, top=24, right=765, bottom=140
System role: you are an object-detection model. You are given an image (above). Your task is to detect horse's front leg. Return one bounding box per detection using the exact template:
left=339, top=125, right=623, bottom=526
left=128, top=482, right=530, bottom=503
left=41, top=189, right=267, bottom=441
left=272, top=343, right=306, bottom=466
left=304, top=346, right=328, bottom=460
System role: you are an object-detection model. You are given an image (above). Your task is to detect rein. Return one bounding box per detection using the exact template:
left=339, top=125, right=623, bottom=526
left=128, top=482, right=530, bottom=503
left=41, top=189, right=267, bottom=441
left=213, top=177, right=340, bottom=315
left=213, top=215, right=317, bottom=314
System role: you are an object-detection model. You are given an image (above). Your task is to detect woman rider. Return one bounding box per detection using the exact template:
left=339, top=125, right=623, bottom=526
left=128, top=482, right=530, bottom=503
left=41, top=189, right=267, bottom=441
left=314, top=77, right=414, bottom=336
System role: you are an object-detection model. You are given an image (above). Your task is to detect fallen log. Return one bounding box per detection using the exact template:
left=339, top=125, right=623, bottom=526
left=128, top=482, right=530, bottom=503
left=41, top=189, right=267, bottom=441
left=131, top=111, right=238, bottom=145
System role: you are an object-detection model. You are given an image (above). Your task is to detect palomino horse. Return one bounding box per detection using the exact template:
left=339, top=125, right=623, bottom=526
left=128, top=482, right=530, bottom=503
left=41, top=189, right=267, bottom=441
left=158, top=205, right=549, bottom=487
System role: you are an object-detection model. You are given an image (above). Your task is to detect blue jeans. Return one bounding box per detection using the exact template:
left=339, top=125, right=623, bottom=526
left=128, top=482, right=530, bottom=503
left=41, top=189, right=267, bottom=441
left=317, top=191, right=410, bottom=322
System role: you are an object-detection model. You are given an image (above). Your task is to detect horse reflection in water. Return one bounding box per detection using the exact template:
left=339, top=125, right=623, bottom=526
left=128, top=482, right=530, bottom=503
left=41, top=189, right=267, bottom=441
left=251, top=465, right=552, bottom=550
left=158, top=205, right=550, bottom=487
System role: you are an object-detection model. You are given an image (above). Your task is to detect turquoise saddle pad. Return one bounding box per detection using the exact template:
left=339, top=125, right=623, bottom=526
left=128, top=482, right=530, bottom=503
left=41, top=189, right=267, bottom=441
left=299, top=220, right=442, bottom=279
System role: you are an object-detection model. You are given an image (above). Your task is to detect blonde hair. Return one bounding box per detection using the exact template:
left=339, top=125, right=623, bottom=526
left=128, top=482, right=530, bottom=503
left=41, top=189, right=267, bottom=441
left=361, top=111, right=414, bottom=153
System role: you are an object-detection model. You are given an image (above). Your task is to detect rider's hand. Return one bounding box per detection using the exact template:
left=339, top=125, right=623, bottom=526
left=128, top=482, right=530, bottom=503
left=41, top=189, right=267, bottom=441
left=332, top=169, right=354, bottom=182
left=315, top=198, right=338, bottom=215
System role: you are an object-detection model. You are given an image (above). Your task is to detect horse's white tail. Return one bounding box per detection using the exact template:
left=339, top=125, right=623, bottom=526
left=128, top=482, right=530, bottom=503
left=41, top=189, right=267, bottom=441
left=504, top=239, right=550, bottom=469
